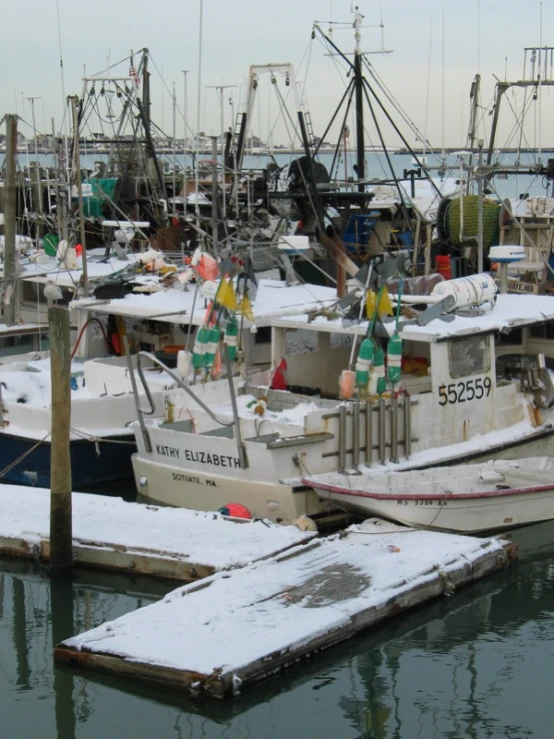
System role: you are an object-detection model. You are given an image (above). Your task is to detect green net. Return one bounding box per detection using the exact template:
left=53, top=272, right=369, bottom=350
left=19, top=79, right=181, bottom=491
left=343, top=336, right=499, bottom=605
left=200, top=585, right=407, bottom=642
left=447, top=195, right=500, bottom=248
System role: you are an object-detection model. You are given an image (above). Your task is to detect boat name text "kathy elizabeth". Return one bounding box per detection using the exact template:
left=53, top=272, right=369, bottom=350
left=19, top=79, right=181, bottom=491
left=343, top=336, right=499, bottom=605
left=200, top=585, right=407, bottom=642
left=155, top=444, right=241, bottom=468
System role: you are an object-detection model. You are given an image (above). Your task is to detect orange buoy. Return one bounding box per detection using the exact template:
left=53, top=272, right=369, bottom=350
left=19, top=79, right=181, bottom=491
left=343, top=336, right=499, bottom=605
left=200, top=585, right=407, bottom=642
left=219, top=503, right=252, bottom=519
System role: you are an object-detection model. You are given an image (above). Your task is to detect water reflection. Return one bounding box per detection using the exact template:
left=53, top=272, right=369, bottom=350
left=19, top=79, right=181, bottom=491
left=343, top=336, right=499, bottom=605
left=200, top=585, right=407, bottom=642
left=51, top=572, right=76, bottom=739
left=1, top=521, right=554, bottom=737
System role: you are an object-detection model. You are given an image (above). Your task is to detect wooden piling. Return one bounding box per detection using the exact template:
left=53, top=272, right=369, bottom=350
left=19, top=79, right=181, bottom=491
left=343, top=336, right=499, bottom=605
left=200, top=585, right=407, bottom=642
left=49, top=306, right=73, bottom=567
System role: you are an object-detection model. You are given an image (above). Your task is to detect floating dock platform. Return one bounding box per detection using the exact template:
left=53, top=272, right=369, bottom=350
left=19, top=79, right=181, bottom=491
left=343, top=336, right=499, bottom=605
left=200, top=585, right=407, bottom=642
left=54, top=518, right=517, bottom=698
left=0, top=485, right=315, bottom=581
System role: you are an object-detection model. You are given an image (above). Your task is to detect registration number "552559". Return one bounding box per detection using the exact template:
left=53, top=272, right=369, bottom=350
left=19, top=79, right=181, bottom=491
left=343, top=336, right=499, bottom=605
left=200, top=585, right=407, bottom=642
left=438, top=377, right=492, bottom=405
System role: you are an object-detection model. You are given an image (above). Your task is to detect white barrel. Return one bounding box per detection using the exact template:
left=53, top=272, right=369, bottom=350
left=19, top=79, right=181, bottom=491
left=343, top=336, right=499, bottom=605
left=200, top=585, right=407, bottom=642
left=431, top=273, right=497, bottom=309
left=177, top=349, right=192, bottom=378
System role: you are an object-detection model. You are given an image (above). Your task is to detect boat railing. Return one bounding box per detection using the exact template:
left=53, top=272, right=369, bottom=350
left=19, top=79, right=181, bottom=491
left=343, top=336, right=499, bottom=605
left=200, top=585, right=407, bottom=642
left=333, top=395, right=414, bottom=472
left=123, top=339, right=247, bottom=468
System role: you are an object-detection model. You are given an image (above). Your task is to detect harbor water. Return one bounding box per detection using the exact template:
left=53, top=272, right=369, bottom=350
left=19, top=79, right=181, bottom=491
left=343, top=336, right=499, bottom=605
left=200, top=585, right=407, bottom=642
left=1, top=518, right=554, bottom=738
left=24, top=149, right=554, bottom=204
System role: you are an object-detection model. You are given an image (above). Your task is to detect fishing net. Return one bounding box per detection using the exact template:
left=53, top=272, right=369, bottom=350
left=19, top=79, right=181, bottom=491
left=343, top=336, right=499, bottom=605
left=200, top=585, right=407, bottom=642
left=447, top=195, right=500, bottom=248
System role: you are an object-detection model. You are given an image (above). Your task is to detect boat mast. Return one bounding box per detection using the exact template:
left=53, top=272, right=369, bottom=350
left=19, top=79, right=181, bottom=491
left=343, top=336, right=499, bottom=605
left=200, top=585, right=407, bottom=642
left=136, top=50, right=166, bottom=195
left=70, top=95, right=89, bottom=296
left=3, top=114, right=18, bottom=326
left=353, top=7, right=365, bottom=192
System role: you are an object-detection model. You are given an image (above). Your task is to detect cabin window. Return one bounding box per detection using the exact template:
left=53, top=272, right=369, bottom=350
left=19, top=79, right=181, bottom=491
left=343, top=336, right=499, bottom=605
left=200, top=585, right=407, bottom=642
left=448, top=336, right=490, bottom=378
left=254, top=326, right=272, bottom=345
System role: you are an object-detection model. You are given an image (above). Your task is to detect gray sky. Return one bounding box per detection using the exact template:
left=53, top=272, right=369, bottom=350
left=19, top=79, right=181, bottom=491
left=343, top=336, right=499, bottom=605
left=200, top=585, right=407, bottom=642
left=2, top=0, right=553, bottom=149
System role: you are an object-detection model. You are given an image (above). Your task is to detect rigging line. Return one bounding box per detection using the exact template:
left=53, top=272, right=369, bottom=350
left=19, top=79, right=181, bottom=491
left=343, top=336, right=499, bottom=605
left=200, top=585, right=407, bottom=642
left=272, top=85, right=301, bottom=149
left=295, top=33, right=315, bottom=97
left=313, top=33, right=352, bottom=87
left=362, top=72, right=442, bottom=198
left=485, top=86, right=534, bottom=161
left=0, top=431, right=52, bottom=479
left=314, top=78, right=355, bottom=159
left=329, top=85, right=355, bottom=179
left=500, top=94, right=538, bottom=155
left=313, top=23, right=354, bottom=72
left=263, top=79, right=297, bottom=151
left=360, top=79, right=407, bottom=212
left=362, top=58, right=432, bottom=153
left=89, top=48, right=147, bottom=78
left=148, top=54, right=180, bottom=107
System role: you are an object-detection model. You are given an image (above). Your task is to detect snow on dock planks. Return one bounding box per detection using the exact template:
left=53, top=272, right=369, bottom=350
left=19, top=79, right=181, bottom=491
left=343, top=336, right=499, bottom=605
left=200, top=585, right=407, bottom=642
left=0, top=485, right=316, bottom=581
left=54, top=518, right=517, bottom=698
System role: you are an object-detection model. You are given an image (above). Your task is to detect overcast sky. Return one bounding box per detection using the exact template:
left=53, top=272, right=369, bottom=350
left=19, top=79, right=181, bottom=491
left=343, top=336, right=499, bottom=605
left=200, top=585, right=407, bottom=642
left=2, top=0, right=553, bottom=149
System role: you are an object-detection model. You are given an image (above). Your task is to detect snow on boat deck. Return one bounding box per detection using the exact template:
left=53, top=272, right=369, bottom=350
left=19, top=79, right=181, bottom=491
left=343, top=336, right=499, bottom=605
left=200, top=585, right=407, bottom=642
left=0, top=485, right=315, bottom=581
left=54, top=518, right=517, bottom=698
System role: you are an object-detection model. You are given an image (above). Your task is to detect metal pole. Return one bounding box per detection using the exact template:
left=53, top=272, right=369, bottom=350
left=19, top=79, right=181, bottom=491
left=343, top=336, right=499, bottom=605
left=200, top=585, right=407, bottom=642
left=182, top=70, right=189, bottom=214
left=207, top=85, right=236, bottom=218
left=477, top=138, right=484, bottom=273
left=352, top=400, right=360, bottom=471
left=24, top=96, right=43, bottom=231
left=403, top=395, right=412, bottom=458
left=220, top=89, right=225, bottom=216
left=3, top=115, right=17, bottom=326
left=195, top=0, right=204, bottom=221
left=390, top=395, right=399, bottom=464
left=70, top=95, right=89, bottom=295
left=222, top=343, right=247, bottom=469
left=172, top=81, right=177, bottom=216
left=123, top=336, right=152, bottom=453
left=211, top=136, right=218, bottom=254
left=364, top=399, right=373, bottom=466
left=378, top=397, right=386, bottom=463
left=338, top=404, right=347, bottom=473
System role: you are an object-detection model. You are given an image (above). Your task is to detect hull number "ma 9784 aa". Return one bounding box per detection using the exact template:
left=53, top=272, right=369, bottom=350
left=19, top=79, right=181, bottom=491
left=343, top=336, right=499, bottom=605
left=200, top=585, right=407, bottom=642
left=438, top=377, right=492, bottom=406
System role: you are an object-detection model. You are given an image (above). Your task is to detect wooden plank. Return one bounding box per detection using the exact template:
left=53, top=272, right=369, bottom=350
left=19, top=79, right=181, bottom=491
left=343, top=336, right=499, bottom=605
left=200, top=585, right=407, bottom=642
left=54, top=522, right=518, bottom=698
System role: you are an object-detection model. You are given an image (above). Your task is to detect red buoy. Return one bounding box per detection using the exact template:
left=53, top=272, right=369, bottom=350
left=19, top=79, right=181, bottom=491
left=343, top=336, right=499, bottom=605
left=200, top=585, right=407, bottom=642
left=219, top=503, right=252, bottom=519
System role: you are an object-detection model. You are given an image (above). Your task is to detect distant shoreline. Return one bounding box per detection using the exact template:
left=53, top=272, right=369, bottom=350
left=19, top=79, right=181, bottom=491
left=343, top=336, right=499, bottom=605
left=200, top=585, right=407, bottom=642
left=3, top=145, right=553, bottom=157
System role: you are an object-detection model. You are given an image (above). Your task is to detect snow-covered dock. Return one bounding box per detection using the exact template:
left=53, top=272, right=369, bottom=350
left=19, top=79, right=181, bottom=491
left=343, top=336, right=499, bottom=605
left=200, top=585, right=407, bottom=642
left=54, top=518, right=517, bottom=698
left=0, top=485, right=315, bottom=581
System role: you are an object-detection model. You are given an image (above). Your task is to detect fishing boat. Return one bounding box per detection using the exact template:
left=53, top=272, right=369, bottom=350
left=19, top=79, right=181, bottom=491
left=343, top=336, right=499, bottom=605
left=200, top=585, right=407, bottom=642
left=300, top=457, right=554, bottom=534
left=127, top=265, right=554, bottom=525
left=0, top=350, right=185, bottom=487
left=17, top=273, right=332, bottom=490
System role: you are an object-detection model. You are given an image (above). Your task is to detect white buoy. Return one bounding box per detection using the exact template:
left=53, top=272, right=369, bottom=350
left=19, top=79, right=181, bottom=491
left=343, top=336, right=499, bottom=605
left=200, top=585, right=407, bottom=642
left=176, top=349, right=192, bottom=378
left=431, top=273, right=497, bottom=308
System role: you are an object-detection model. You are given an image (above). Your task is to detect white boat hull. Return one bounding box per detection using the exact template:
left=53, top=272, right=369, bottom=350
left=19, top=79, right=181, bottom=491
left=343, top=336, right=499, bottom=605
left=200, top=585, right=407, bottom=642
left=303, top=457, right=554, bottom=533
left=132, top=454, right=332, bottom=524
